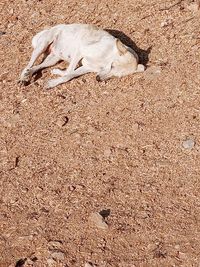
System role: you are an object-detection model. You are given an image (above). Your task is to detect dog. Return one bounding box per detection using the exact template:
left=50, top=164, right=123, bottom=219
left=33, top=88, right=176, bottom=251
left=20, top=23, right=145, bottom=89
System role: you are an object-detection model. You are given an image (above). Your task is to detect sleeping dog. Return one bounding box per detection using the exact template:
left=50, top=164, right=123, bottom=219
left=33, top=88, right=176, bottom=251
left=20, top=24, right=145, bottom=89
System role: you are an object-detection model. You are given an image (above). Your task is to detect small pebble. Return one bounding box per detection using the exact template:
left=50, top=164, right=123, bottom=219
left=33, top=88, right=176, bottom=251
left=85, top=263, right=95, bottom=267
left=47, top=258, right=56, bottom=266
left=89, top=212, right=108, bottom=230
left=160, top=18, right=172, bottom=27
left=178, top=252, right=188, bottom=259
left=174, top=244, right=180, bottom=250
left=104, top=148, right=111, bottom=157
left=24, top=258, right=34, bottom=266
left=182, top=138, right=195, bottom=150
left=10, top=8, right=14, bottom=14
left=48, top=240, right=63, bottom=250
left=161, top=21, right=167, bottom=27
left=56, top=116, right=69, bottom=127
left=51, top=251, right=65, bottom=261
left=147, top=66, right=161, bottom=74
left=186, top=2, right=200, bottom=12
left=145, top=66, right=161, bottom=80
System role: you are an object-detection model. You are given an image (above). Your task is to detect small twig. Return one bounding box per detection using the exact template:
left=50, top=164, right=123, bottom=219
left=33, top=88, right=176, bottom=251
left=176, top=16, right=195, bottom=28
left=159, top=0, right=183, bottom=11
left=140, top=14, right=152, bottom=21
left=15, top=156, right=20, bottom=168
left=183, top=16, right=195, bottom=24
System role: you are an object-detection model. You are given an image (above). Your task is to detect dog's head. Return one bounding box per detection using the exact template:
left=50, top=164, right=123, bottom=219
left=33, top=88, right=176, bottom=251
left=97, top=39, right=144, bottom=81
left=112, top=39, right=145, bottom=75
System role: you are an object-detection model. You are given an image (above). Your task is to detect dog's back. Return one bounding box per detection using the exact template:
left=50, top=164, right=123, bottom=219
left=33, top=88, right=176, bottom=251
left=32, top=24, right=113, bottom=48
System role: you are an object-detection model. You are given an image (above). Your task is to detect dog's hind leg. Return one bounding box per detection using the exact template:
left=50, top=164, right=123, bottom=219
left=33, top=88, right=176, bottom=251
left=28, top=53, right=60, bottom=77
left=46, top=65, right=91, bottom=89
left=20, top=35, right=52, bottom=83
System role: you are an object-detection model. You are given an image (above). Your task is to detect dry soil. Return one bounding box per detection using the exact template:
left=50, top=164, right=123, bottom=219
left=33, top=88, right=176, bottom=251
left=0, top=0, right=200, bottom=266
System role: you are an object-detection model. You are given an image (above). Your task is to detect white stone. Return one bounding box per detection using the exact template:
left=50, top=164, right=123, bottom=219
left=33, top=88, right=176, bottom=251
left=85, top=263, right=94, bottom=267
left=182, top=138, right=195, bottom=150
left=89, top=212, right=108, bottom=230
left=48, top=240, right=63, bottom=250
left=186, top=2, right=200, bottom=12
left=47, top=258, right=56, bottom=266
left=51, top=251, right=65, bottom=261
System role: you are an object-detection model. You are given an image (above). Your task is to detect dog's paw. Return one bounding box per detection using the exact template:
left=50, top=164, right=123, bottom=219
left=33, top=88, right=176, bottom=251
left=18, top=80, right=30, bottom=86
left=19, top=68, right=32, bottom=86
left=51, top=68, right=65, bottom=76
left=20, top=68, right=32, bottom=83
left=45, top=79, right=59, bottom=89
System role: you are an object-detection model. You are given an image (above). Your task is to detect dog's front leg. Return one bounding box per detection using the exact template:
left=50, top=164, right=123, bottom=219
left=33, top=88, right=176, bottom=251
left=46, top=65, right=91, bottom=89
left=51, top=51, right=81, bottom=77
left=96, top=65, right=112, bottom=82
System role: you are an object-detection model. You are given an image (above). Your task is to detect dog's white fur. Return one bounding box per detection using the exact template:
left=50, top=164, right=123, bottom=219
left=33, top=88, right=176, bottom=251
left=20, top=24, right=145, bottom=89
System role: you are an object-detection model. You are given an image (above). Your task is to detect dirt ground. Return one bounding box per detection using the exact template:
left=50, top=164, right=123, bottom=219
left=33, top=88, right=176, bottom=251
left=0, top=0, right=200, bottom=266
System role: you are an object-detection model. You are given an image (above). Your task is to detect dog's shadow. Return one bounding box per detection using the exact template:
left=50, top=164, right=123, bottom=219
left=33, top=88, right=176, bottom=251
left=105, top=29, right=151, bottom=67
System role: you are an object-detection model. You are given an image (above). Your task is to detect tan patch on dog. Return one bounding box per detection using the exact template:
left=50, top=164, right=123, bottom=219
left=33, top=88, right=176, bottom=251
left=116, top=39, right=127, bottom=55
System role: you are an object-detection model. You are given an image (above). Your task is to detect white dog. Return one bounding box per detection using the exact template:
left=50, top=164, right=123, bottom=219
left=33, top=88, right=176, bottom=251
left=20, top=24, right=145, bottom=89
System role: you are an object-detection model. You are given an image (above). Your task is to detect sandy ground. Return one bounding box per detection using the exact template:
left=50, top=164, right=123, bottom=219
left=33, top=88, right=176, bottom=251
left=0, top=0, right=200, bottom=266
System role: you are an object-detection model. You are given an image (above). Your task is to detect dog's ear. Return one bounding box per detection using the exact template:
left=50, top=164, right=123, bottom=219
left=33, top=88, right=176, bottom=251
left=116, top=39, right=127, bottom=55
